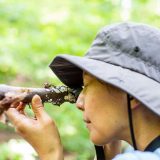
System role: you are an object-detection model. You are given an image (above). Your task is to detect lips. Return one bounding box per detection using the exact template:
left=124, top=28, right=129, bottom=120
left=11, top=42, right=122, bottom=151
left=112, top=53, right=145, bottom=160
left=84, top=118, right=91, bottom=129
left=83, top=118, right=91, bottom=123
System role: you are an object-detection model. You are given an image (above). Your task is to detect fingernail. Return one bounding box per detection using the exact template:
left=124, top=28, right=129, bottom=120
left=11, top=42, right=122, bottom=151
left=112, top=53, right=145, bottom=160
left=32, top=95, right=41, bottom=104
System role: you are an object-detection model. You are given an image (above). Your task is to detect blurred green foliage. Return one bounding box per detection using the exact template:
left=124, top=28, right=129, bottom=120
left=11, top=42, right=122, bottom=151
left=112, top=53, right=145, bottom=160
left=0, top=143, right=22, bottom=160
left=0, top=0, right=160, bottom=159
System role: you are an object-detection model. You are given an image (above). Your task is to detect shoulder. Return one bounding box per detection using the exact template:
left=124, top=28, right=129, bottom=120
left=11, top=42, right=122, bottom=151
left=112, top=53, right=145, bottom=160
left=113, top=148, right=160, bottom=160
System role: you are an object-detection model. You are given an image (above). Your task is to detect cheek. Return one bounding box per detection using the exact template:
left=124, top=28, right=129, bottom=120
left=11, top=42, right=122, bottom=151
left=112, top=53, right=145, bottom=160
left=89, top=122, right=117, bottom=145
left=83, top=85, right=127, bottom=144
left=84, top=97, right=102, bottom=121
left=89, top=118, right=122, bottom=145
left=86, top=106, right=123, bottom=145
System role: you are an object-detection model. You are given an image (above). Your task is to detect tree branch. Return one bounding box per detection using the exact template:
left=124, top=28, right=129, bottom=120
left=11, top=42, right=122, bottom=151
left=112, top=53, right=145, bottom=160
left=0, top=84, right=81, bottom=114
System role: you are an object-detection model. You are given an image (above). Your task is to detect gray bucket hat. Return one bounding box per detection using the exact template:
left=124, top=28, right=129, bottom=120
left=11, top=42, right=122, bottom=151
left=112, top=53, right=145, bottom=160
left=49, top=22, right=160, bottom=117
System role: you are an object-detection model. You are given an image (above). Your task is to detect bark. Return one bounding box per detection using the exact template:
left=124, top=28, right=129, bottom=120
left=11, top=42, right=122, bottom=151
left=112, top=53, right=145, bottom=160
left=0, top=84, right=81, bottom=114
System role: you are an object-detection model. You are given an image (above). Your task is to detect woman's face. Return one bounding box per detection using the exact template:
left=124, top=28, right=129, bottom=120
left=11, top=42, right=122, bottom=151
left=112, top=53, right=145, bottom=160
left=76, top=73, right=128, bottom=145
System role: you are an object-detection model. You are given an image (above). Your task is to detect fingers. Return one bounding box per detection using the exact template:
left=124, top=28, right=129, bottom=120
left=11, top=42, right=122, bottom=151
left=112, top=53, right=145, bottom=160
left=0, top=101, right=26, bottom=126
left=5, top=107, right=26, bottom=126
left=31, top=95, right=49, bottom=121
left=5, top=95, right=49, bottom=125
left=10, top=101, right=20, bottom=108
left=16, top=102, right=26, bottom=115
left=0, top=113, right=8, bottom=124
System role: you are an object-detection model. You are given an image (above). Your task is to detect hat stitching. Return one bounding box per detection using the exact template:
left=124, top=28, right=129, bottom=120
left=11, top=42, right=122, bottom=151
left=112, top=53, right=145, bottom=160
left=87, top=41, right=160, bottom=82
left=123, top=51, right=160, bottom=73
left=96, top=27, right=160, bottom=73
left=87, top=55, right=160, bottom=84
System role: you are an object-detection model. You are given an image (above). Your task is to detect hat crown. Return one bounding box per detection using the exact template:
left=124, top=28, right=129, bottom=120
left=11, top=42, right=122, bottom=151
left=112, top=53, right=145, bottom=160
left=86, top=22, right=160, bottom=83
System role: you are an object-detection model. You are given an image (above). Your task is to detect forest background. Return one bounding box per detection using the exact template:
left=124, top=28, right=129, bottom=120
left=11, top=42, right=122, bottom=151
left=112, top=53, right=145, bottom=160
left=0, top=0, right=160, bottom=159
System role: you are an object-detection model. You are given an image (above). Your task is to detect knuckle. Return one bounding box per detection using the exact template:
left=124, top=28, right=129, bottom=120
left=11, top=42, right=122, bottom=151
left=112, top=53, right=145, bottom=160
left=35, top=103, right=43, bottom=108
left=33, top=104, right=43, bottom=111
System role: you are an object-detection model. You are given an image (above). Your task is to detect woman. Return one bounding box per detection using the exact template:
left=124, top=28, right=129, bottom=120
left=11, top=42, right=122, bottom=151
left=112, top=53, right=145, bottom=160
left=4, top=22, right=160, bottom=160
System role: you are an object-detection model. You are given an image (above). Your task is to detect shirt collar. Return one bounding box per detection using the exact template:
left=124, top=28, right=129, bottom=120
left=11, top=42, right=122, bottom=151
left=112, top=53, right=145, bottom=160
left=144, top=136, right=160, bottom=152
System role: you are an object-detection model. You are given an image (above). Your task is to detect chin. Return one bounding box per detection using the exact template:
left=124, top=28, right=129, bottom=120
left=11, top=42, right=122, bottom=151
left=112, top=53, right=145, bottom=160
left=90, top=133, right=108, bottom=146
left=90, top=130, right=115, bottom=146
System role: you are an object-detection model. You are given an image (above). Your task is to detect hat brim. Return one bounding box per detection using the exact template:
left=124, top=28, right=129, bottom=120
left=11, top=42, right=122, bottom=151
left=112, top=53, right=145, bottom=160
left=50, top=54, right=160, bottom=116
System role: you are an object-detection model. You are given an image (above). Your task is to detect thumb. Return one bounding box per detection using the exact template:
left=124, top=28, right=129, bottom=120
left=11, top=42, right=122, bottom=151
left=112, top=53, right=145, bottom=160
left=31, top=95, right=45, bottom=119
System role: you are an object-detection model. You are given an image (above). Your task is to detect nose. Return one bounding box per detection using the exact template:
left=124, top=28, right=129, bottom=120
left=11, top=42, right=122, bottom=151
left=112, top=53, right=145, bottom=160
left=76, top=94, right=84, bottom=111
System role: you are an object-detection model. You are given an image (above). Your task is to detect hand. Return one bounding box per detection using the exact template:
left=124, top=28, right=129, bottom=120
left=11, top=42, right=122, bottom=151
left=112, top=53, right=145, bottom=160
left=5, top=95, right=63, bottom=160
left=103, top=140, right=121, bottom=160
